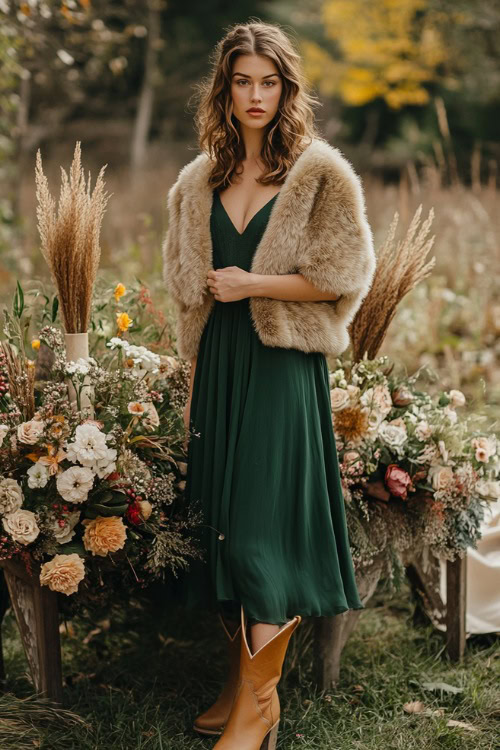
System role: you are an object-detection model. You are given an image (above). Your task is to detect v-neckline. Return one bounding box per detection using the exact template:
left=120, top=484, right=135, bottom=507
left=216, top=191, right=281, bottom=236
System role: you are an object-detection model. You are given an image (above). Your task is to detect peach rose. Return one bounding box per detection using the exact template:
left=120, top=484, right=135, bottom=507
left=17, top=419, right=45, bottom=445
left=39, top=553, right=86, bottom=595
left=385, top=464, right=412, bottom=499
left=428, top=464, right=454, bottom=491
left=82, top=515, right=127, bottom=557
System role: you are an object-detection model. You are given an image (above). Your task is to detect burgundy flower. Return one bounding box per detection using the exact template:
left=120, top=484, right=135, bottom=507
left=385, top=464, right=412, bottom=500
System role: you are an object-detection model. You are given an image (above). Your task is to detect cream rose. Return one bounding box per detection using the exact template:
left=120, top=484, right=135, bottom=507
left=0, top=478, right=24, bottom=515
left=17, top=419, right=45, bottom=445
left=39, top=553, right=85, bottom=595
left=330, top=388, right=350, bottom=411
left=82, top=515, right=127, bottom=557
left=428, top=464, right=454, bottom=491
left=3, top=508, right=40, bottom=544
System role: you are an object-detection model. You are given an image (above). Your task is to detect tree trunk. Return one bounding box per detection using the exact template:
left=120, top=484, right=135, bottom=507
left=131, top=0, right=162, bottom=175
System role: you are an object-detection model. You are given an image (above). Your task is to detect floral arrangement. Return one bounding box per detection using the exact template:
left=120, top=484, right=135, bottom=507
left=328, top=354, right=499, bottom=577
left=0, top=281, right=201, bottom=610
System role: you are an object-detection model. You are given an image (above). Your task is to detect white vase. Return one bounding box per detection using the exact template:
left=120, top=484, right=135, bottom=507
left=64, top=332, right=94, bottom=419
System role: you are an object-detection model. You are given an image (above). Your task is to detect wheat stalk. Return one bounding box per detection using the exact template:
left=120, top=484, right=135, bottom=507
left=350, top=204, right=436, bottom=363
left=35, top=141, right=112, bottom=333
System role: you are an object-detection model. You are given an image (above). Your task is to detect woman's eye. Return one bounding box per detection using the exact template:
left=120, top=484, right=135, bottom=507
left=236, top=80, right=275, bottom=86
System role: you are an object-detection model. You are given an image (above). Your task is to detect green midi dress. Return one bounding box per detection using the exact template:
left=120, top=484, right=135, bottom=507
left=180, top=189, right=363, bottom=625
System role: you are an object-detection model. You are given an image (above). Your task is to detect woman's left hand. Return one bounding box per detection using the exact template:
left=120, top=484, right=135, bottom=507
left=207, top=266, right=255, bottom=302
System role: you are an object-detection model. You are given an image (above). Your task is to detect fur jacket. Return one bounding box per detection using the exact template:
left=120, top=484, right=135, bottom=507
left=162, top=137, right=376, bottom=361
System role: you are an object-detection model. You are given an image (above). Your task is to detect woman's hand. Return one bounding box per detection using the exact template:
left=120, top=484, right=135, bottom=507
left=207, top=266, right=256, bottom=302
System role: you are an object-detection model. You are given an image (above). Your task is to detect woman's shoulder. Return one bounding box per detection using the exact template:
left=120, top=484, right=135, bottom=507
left=167, top=150, right=211, bottom=201
left=301, top=138, right=363, bottom=189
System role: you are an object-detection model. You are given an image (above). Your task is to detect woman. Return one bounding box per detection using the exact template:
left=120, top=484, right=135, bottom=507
left=162, top=20, right=376, bottom=750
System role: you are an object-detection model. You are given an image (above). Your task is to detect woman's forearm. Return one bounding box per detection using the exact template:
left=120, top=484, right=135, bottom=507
left=249, top=273, right=340, bottom=302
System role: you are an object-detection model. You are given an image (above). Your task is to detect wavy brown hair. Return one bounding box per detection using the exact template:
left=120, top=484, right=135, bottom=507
left=190, top=20, right=323, bottom=190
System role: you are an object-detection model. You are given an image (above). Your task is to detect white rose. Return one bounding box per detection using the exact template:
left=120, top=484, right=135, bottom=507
left=378, top=421, right=408, bottom=450
left=415, top=420, right=432, bottom=440
left=17, top=419, right=45, bottom=445
left=428, top=464, right=454, bottom=491
left=0, top=478, right=24, bottom=515
left=27, top=462, right=50, bottom=489
left=330, top=388, right=350, bottom=411
left=448, top=389, right=466, bottom=408
left=56, top=466, right=95, bottom=503
left=3, top=508, right=40, bottom=544
left=0, top=424, right=9, bottom=447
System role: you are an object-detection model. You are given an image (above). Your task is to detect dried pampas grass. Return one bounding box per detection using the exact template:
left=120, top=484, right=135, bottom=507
left=0, top=340, right=35, bottom=421
left=350, top=204, right=436, bottom=362
left=35, top=141, right=112, bottom=333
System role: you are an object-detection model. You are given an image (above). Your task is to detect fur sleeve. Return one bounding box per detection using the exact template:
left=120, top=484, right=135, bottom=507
left=161, top=179, right=184, bottom=302
left=296, top=157, right=376, bottom=304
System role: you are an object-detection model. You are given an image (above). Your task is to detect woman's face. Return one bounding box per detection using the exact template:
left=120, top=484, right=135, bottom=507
left=230, top=54, right=283, bottom=130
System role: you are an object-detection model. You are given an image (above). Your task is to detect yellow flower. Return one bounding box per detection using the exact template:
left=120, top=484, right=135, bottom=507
left=114, top=283, right=126, bottom=302
left=31, top=339, right=41, bottom=350
left=116, top=312, right=133, bottom=332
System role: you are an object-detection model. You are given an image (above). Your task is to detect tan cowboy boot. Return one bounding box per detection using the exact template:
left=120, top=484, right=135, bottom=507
left=213, top=605, right=301, bottom=750
left=192, top=612, right=242, bottom=735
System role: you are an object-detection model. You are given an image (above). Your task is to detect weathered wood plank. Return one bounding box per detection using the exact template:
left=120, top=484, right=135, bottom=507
left=0, top=558, right=63, bottom=703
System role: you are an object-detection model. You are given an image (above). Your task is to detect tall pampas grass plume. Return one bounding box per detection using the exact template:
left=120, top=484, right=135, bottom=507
left=350, top=204, right=436, bottom=362
left=35, top=141, right=112, bottom=333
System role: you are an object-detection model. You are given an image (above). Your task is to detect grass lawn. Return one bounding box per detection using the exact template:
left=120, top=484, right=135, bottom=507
left=1, top=583, right=499, bottom=749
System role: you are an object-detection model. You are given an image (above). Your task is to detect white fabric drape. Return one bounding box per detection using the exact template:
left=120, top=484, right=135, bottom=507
left=440, top=498, right=500, bottom=634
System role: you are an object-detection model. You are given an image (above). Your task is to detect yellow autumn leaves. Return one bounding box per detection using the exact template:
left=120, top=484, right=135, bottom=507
left=302, top=0, right=464, bottom=109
